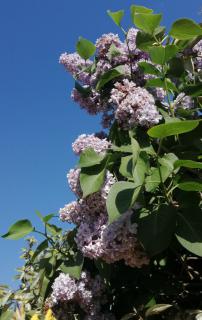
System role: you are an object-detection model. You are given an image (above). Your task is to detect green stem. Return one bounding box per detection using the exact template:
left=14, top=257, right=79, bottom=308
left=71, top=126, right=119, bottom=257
left=164, top=77, right=175, bottom=118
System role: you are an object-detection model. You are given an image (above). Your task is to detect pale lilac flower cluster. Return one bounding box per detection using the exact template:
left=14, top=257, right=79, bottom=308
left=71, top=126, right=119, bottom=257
left=174, top=92, right=194, bottom=110
left=76, top=211, right=149, bottom=268
left=59, top=52, right=92, bottom=85
left=95, top=33, right=122, bottom=58
left=67, top=168, right=81, bottom=197
left=71, top=88, right=103, bottom=115
left=193, top=40, right=202, bottom=70
left=72, top=134, right=111, bottom=155
left=60, top=171, right=115, bottom=223
left=50, top=271, right=108, bottom=318
left=60, top=30, right=164, bottom=129
left=110, top=79, right=162, bottom=129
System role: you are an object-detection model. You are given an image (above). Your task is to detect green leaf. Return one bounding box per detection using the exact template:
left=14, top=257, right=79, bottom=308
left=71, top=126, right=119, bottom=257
left=138, top=61, right=161, bottom=76
left=149, top=45, right=179, bottom=65
left=40, top=274, right=50, bottom=300
left=145, top=165, right=170, bottom=193
left=35, top=211, right=55, bottom=223
left=107, top=181, right=141, bottom=223
left=42, top=214, right=55, bottom=223
left=80, top=163, right=106, bottom=197
left=46, top=223, right=62, bottom=235
left=111, top=144, right=132, bottom=153
left=174, top=160, right=202, bottom=169
left=131, top=136, right=140, bottom=165
left=130, top=4, right=153, bottom=16
left=133, top=151, right=149, bottom=186
left=133, top=13, right=162, bottom=35
left=169, top=18, right=202, bottom=40
left=96, top=65, right=125, bottom=90
left=78, top=148, right=105, bottom=168
left=2, top=219, right=34, bottom=240
left=138, top=205, right=176, bottom=256
left=119, top=155, right=133, bottom=178
left=148, top=46, right=165, bottom=65
left=145, top=154, right=177, bottom=192
left=107, top=44, right=121, bottom=60
left=146, top=78, right=177, bottom=92
left=168, top=57, right=184, bottom=77
left=176, top=209, right=202, bottom=256
left=183, top=83, right=202, bottom=97
left=31, top=240, right=49, bottom=262
left=158, top=153, right=178, bottom=171
left=147, top=120, right=199, bottom=138
left=76, top=36, right=96, bottom=60
left=178, top=181, right=202, bottom=191
left=60, top=252, right=84, bottom=280
left=136, top=31, right=155, bottom=51
left=107, top=10, right=124, bottom=27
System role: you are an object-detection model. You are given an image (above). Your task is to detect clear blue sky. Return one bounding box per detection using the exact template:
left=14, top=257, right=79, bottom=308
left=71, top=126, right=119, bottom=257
left=0, top=0, right=201, bottom=286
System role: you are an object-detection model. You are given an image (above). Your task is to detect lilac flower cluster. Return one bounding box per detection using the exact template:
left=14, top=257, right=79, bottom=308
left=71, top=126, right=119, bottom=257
left=193, top=40, right=202, bottom=70
left=72, top=134, right=111, bottom=155
left=67, top=168, right=81, bottom=197
left=75, top=210, right=149, bottom=267
left=60, top=29, right=164, bottom=129
left=60, top=171, right=115, bottom=223
left=59, top=53, right=92, bottom=85
left=60, top=176, right=148, bottom=267
left=173, top=93, right=194, bottom=110
left=50, top=271, right=111, bottom=319
left=110, top=79, right=162, bottom=129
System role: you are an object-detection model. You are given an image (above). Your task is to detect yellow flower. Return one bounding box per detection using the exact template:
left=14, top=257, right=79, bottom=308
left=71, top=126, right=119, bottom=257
left=45, top=309, right=55, bottom=320
left=31, top=315, right=40, bottom=320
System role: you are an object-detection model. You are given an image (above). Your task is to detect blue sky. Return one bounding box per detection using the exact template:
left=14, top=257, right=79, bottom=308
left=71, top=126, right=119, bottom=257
left=0, top=0, right=201, bottom=286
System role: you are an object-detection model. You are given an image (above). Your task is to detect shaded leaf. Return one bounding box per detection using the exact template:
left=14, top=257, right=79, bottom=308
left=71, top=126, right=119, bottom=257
left=119, top=155, right=133, bottom=178
left=136, top=31, right=155, bottom=51
left=138, top=205, right=177, bottom=256
left=60, top=252, right=84, bottom=280
left=96, top=65, right=126, bottom=90
left=178, top=181, right=202, bottom=191
left=176, top=208, right=202, bottom=256
left=107, top=181, right=141, bottom=223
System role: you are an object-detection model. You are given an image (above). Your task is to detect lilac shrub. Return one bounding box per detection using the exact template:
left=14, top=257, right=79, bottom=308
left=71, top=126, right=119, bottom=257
left=1, top=5, right=202, bottom=320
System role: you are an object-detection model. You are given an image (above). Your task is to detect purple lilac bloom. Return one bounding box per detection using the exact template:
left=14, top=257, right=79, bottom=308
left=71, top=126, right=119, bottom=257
left=60, top=171, right=116, bottom=224
left=71, top=88, right=102, bottom=115
left=72, top=134, right=111, bottom=155
left=76, top=210, right=149, bottom=268
left=67, top=168, right=81, bottom=197
left=59, top=52, right=92, bottom=85
left=110, top=79, right=162, bottom=129
left=174, top=92, right=194, bottom=110
left=95, top=33, right=122, bottom=58
left=50, top=271, right=106, bottom=318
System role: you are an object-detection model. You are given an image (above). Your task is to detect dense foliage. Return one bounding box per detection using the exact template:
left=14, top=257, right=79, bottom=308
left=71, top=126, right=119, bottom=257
left=1, top=5, right=202, bottom=320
